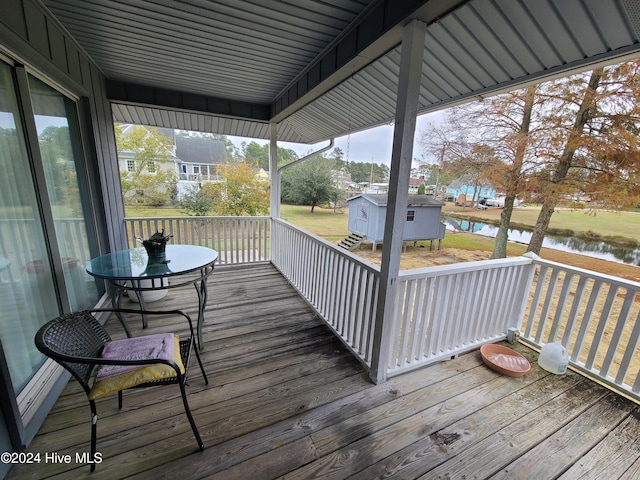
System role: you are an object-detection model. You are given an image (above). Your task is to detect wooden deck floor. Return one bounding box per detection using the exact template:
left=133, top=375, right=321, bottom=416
left=8, top=264, right=640, bottom=479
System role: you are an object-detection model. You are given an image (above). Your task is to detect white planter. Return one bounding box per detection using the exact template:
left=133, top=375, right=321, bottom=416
left=128, top=279, right=169, bottom=303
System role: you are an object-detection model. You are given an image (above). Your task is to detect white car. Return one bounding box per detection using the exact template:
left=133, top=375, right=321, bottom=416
left=485, top=197, right=522, bottom=208
left=484, top=197, right=505, bottom=208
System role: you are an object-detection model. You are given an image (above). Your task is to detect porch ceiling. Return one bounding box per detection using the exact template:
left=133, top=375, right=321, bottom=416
left=43, top=0, right=640, bottom=144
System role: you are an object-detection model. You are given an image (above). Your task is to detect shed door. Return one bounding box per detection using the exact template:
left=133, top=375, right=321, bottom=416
left=355, top=202, right=369, bottom=235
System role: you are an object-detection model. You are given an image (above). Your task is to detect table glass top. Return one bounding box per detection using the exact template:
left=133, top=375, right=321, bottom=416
left=86, top=245, right=218, bottom=280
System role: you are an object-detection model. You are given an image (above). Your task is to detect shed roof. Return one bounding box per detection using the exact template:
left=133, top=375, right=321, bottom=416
left=42, top=0, right=640, bottom=144
left=349, top=194, right=444, bottom=207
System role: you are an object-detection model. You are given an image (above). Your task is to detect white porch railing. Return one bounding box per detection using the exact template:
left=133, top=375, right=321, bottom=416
left=520, top=256, right=640, bottom=403
left=268, top=221, right=640, bottom=402
left=386, top=256, right=536, bottom=377
left=271, top=218, right=380, bottom=367
left=27, top=216, right=635, bottom=402
left=124, top=216, right=270, bottom=266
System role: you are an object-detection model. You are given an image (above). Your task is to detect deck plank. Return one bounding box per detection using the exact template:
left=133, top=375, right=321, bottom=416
left=490, top=393, right=637, bottom=479
left=559, top=408, right=640, bottom=479
left=350, top=370, right=584, bottom=479
left=7, top=264, right=640, bottom=480
left=287, top=361, right=555, bottom=479
left=425, top=380, right=609, bottom=479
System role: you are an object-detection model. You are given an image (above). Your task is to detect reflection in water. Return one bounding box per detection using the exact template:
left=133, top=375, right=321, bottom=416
left=445, top=218, right=640, bottom=266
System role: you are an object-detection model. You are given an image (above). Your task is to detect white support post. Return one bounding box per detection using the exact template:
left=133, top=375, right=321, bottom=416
left=369, top=19, right=426, bottom=384
left=269, top=122, right=280, bottom=218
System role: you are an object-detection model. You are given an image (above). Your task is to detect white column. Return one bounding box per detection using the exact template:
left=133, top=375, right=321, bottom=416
left=369, top=19, right=426, bottom=384
left=269, top=122, right=280, bottom=218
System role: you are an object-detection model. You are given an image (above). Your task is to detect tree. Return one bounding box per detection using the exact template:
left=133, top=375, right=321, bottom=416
left=242, top=141, right=269, bottom=169
left=527, top=61, right=640, bottom=254
left=443, top=85, right=543, bottom=258
left=330, top=147, right=345, bottom=169
left=422, top=117, right=500, bottom=209
left=39, top=125, right=71, bottom=162
left=241, top=140, right=299, bottom=171
left=527, top=69, right=604, bottom=253
left=116, top=124, right=177, bottom=206
left=179, top=184, right=215, bottom=216
left=412, top=158, right=452, bottom=198
left=490, top=86, right=537, bottom=259
left=329, top=188, right=346, bottom=213
left=420, top=59, right=640, bottom=257
left=204, top=162, right=269, bottom=216
left=421, top=92, right=539, bottom=227
left=38, top=125, right=78, bottom=210
left=347, top=161, right=389, bottom=183
left=281, top=158, right=336, bottom=212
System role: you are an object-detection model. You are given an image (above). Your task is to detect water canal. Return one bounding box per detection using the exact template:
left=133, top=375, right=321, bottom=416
left=444, top=217, right=640, bottom=266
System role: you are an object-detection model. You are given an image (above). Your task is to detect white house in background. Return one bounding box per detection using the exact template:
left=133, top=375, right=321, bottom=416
left=355, top=182, right=390, bottom=193
left=116, top=125, right=178, bottom=204
left=408, top=176, right=425, bottom=193
left=175, top=136, right=228, bottom=198
left=117, top=125, right=177, bottom=177
left=116, top=127, right=230, bottom=200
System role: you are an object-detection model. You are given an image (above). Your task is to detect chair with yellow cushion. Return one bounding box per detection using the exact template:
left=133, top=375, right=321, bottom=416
left=35, top=308, right=208, bottom=471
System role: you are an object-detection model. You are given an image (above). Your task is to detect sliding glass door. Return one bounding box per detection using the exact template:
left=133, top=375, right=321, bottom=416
left=0, top=61, right=99, bottom=406
left=29, top=75, right=97, bottom=313
left=0, top=62, right=58, bottom=394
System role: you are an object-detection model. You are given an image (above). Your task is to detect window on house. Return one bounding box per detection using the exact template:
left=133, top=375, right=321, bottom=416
left=127, top=160, right=135, bottom=172
left=407, top=210, right=415, bottom=221
left=193, top=166, right=200, bottom=174
left=147, top=160, right=156, bottom=173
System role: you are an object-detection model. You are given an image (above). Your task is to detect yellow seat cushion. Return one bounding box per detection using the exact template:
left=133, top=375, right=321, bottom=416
left=88, top=334, right=184, bottom=400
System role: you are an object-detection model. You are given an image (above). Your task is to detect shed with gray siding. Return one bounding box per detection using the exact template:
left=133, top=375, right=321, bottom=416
left=347, top=194, right=446, bottom=251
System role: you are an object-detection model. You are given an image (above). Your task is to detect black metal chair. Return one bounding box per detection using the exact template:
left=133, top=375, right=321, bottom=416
left=35, top=308, right=208, bottom=471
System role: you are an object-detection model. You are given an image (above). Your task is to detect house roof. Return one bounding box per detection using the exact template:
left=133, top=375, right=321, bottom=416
left=349, top=193, right=444, bottom=207
left=175, top=136, right=228, bottom=165
left=43, top=0, right=640, bottom=144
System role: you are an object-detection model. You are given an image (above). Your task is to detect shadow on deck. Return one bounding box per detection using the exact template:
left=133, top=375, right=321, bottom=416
left=8, top=264, right=640, bottom=479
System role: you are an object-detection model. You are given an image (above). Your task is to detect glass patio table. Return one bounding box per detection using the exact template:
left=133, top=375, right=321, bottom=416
left=86, top=245, right=218, bottom=348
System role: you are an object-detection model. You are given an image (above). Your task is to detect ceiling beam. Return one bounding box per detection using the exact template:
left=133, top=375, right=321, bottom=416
left=106, top=80, right=271, bottom=121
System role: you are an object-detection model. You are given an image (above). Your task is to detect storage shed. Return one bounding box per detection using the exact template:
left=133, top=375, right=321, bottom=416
left=346, top=194, right=446, bottom=251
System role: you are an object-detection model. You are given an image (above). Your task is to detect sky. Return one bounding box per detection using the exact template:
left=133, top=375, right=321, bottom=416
left=230, top=110, right=445, bottom=168
left=1, top=108, right=445, bottom=168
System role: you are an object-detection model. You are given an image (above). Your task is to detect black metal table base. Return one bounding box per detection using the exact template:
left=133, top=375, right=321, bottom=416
left=108, top=265, right=214, bottom=349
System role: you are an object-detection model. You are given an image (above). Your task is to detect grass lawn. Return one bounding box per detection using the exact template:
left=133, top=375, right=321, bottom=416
left=443, top=204, right=640, bottom=245
left=279, top=204, right=349, bottom=240
left=126, top=206, right=183, bottom=217
left=124, top=203, right=640, bottom=281
left=280, top=204, right=531, bottom=258
left=127, top=203, right=640, bottom=246
left=281, top=203, right=640, bottom=246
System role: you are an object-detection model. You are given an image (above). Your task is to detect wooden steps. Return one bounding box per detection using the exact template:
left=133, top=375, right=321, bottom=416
left=337, top=232, right=366, bottom=251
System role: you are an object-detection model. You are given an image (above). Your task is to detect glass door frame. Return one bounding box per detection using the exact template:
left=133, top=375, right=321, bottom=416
left=0, top=57, right=105, bottom=448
